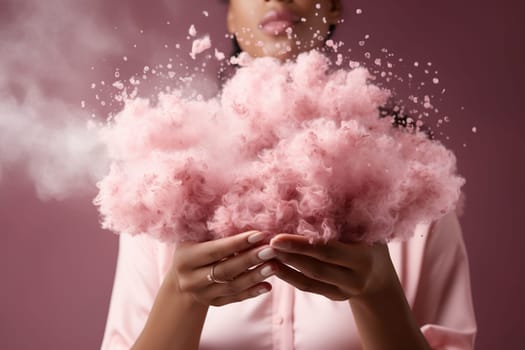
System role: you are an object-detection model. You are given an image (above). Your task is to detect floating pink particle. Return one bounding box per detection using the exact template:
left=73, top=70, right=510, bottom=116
left=214, top=49, right=225, bottom=61
left=188, top=24, right=197, bottom=37
left=349, top=60, right=360, bottom=69
left=229, top=52, right=253, bottom=66
left=335, top=54, right=343, bottom=66
left=190, top=35, right=211, bottom=59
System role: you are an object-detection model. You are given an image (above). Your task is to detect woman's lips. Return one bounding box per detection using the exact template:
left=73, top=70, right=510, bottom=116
left=259, top=9, right=299, bottom=36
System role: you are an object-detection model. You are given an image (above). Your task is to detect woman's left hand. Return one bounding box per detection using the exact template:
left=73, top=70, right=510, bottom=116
left=269, top=234, right=398, bottom=301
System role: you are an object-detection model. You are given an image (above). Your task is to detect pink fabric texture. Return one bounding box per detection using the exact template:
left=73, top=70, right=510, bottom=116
left=100, top=213, right=477, bottom=349
left=94, top=51, right=464, bottom=245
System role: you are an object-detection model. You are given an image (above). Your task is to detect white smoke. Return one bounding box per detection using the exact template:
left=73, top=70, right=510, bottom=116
left=0, top=90, right=108, bottom=199
left=0, top=0, right=229, bottom=199
left=0, top=0, right=129, bottom=199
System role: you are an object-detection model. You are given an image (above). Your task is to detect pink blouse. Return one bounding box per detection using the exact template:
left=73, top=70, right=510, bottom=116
left=100, top=214, right=477, bottom=349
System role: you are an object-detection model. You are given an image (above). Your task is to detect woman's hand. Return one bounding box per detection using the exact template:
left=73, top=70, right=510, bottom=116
left=133, top=231, right=278, bottom=350
left=269, top=234, right=433, bottom=349
left=168, top=230, right=278, bottom=307
left=269, top=234, right=398, bottom=301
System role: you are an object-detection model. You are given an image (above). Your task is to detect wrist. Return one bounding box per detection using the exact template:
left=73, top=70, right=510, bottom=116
left=356, top=252, right=401, bottom=303
left=349, top=271, right=402, bottom=311
left=133, top=267, right=210, bottom=350
left=348, top=271, right=431, bottom=350
left=165, top=266, right=210, bottom=312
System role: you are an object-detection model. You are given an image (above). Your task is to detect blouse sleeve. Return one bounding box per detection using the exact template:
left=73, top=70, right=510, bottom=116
left=414, top=213, right=478, bottom=349
left=100, top=234, right=163, bottom=350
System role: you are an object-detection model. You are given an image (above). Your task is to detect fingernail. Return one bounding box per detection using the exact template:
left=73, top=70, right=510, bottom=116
left=248, top=231, right=265, bottom=244
left=260, top=265, right=274, bottom=277
left=256, top=288, right=270, bottom=296
left=257, top=247, right=276, bottom=260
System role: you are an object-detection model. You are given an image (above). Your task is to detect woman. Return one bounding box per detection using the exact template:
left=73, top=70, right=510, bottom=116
left=101, top=1, right=477, bottom=349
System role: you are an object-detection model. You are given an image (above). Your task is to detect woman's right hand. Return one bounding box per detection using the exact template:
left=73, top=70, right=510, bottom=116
left=167, top=230, right=277, bottom=307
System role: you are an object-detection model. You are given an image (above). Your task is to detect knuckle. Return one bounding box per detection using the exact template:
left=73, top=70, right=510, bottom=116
left=250, top=251, right=263, bottom=266
left=218, top=267, right=236, bottom=282
left=222, top=283, right=240, bottom=296
left=209, top=250, right=223, bottom=262
left=235, top=238, right=251, bottom=252
left=177, top=276, right=192, bottom=292
left=223, top=272, right=237, bottom=282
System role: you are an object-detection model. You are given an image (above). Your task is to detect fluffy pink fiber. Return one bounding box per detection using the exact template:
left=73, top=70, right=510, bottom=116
left=94, top=51, right=464, bottom=244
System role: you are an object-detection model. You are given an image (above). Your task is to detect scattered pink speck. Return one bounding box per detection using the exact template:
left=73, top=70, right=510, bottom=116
left=112, top=81, right=124, bottom=90
left=326, top=39, right=340, bottom=52
left=190, top=35, right=211, bottom=59
left=349, top=61, right=360, bottom=69
left=472, top=127, right=477, bottom=133
left=229, top=52, right=253, bottom=66
left=214, top=49, right=225, bottom=61
left=335, top=54, right=343, bottom=66
left=189, top=25, right=197, bottom=37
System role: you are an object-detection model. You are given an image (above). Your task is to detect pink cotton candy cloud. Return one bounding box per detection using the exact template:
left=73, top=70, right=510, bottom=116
left=94, top=50, right=464, bottom=244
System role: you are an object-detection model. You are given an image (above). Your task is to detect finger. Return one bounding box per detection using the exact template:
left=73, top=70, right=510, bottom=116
left=179, top=230, right=268, bottom=268
left=274, top=251, right=360, bottom=292
left=209, top=282, right=272, bottom=307
left=273, top=262, right=347, bottom=301
left=206, top=245, right=277, bottom=283
left=203, top=262, right=276, bottom=299
left=270, top=234, right=369, bottom=268
left=185, top=245, right=276, bottom=290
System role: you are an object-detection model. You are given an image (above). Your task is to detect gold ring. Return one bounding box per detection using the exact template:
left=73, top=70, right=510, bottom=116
left=207, top=262, right=230, bottom=284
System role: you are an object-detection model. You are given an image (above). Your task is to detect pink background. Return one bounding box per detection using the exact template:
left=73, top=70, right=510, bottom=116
left=1, top=1, right=523, bottom=349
